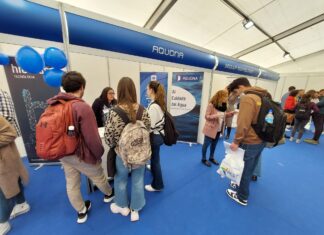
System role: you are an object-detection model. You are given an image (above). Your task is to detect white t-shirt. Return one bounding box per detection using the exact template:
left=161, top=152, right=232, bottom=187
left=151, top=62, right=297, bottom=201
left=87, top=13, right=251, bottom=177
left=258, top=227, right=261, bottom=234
left=148, top=102, right=165, bottom=135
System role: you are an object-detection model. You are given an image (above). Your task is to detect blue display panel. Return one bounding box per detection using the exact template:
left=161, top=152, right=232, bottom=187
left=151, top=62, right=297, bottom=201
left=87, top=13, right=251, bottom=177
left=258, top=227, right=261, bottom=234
left=0, top=0, right=63, bottom=42
left=66, top=13, right=215, bottom=69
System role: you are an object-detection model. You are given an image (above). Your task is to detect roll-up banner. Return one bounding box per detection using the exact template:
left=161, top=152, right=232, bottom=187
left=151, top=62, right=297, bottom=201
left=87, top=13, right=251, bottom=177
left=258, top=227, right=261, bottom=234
left=4, top=57, right=60, bottom=164
left=171, top=72, right=203, bottom=143
left=140, top=72, right=168, bottom=108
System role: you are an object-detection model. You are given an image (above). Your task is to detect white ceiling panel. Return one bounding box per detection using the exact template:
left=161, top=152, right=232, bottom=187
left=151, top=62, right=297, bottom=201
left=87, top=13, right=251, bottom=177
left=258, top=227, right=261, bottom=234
left=240, top=43, right=290, bottom=68
left=54, top=0, right=161, bottom=27
left=250, top=0, right=324, bottom=35
left=279, top=22, right=324, bottom=59
left=205, top=21, right=268, bottom=56
left=230, top=0, right=274, bottom=15
left=154, top=0, right=242, bottom=47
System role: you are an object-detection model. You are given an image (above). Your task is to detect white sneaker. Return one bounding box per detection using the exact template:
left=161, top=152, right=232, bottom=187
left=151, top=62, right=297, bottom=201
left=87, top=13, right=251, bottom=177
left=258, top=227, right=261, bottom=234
left=145, top=185, right=161, bottom=192
left=130, top=210, right=139, bottom=222
left=289, top=137, right=294, bottom=142
left=110, top=203, right=130, bottom=216
left=0, top=222, right=11, bottom=235
left=10, top=202, right=30, bottom=219
left=146, top=164, right=151, bottom=171
left=296, top=139, right=301, bottom=144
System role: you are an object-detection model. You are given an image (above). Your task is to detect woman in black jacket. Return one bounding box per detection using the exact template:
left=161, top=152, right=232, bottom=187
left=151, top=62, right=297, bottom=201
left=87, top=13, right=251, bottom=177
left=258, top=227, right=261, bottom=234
left=92, top=87, right=117, bottom=127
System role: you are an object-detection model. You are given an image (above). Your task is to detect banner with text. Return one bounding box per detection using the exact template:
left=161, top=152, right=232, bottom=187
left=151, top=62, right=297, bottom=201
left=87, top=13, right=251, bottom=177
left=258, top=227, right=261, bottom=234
left=140, top=72, right=168, bottom=108
left=4, top=57, right=60, bottom=164
left=171, top=72, right=203, bottom=142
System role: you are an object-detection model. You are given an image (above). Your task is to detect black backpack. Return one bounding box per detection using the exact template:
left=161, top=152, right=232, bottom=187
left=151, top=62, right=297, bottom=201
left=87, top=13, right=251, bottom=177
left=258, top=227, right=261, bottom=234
left=161, top=111, right=179, bottom=146
left=295, top=103, right=311, bottom=120
left=245, top=91, right=287, bottom=145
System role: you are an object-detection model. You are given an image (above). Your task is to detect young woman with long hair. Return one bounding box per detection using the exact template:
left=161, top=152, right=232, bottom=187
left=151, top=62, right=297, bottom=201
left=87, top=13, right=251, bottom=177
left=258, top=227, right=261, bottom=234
left=145, top=81, right=166, bottom=192
left=92, top=87, right=117, bottom=127
left=201, top=90, right=235, bottom=167
left=104, top=77, right=151, bottom=222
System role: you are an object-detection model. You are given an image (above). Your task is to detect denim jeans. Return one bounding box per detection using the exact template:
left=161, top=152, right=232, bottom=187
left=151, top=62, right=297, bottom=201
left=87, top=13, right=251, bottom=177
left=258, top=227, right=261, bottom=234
left=291, top=118, right=309, bottom=140
left=150, top=134, right=164, bottom=190
left=114, top=156, right=145, bottom=211
left=201, top=132, right=221, bottom=161
left=0, top=179, right=26, bottom=223
left=237, top=143, right=266, bottom=201
left=253, top=154, right=262, bottom=177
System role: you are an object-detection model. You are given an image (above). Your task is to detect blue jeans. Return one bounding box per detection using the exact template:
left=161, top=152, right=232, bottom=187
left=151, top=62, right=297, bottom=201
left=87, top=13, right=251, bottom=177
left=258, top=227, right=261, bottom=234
left=0, top=179, right=26, bottom=223
left=253, top=155, right=262, bottom=177
left=114, top=157, right=145, bottom=211
left=237, top=143, right=266, bottom=201
left=202, top=133, right=221, bottom=161
left=150, top=134, right=164, bottom=190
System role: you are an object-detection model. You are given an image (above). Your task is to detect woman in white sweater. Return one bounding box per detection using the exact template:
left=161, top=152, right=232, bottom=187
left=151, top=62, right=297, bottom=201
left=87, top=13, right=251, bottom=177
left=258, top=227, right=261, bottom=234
left=145, top=81, right=166, bottom=192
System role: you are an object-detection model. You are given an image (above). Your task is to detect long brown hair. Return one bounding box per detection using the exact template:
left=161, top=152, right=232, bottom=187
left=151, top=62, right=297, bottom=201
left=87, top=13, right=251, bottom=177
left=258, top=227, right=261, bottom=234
left=117, top=77, right=137, bottom=123
left=148, top=81, right=166, bottom=112
left=209, top=90, right=228, bottom=107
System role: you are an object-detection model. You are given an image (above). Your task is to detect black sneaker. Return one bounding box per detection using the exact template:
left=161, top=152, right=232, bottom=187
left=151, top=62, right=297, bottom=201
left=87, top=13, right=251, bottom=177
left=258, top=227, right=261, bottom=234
left=251, top=175, right=258, bottom=181
left=104, top=189, right=114, bottom=203
left=77, top=200, right=91, bottom=224
left=226, top=189, right=247, bottom=206
left=201, top=160, right=211, bottom=167
left=209, top=159, right=220, bottom=165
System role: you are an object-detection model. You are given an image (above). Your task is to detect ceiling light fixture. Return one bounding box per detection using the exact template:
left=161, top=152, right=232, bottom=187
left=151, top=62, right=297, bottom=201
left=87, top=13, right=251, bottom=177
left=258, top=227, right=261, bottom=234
left=283, top=51, right=290, bottom=59
left=242, top=18, right=254, bottom=29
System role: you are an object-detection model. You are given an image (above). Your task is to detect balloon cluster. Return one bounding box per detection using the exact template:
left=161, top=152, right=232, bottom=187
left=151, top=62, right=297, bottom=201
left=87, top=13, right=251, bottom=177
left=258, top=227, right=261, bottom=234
left=0, top=46, right=68, bottom=87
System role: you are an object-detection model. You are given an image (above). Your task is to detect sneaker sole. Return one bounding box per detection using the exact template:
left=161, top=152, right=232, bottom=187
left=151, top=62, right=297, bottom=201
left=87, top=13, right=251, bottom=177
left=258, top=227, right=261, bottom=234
left=77, top=214, right=88, bottom=224
left=110, top=205, right=130, bottom=216
left=104, top=196, right=114, bottom=203
left=10, top=206, right=30, bottom=220
left=226, top=190, right=247, bottom=206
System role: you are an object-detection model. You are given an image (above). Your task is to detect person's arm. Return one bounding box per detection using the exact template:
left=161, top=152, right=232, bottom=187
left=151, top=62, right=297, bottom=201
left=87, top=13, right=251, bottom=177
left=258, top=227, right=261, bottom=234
left=233, top=96, right=255, bottom=145
left=311, top=102, right=319, bottom=113
left=77, top=103, right=104, bottom=159
left=316, top=99, right=324, bottom=108
left=148, top=104, right=160, bottom=132
left=142, top=109, right=151, bottom=131
left=205, top=104, right=221, bottom=121
left=104, top=110, right=122, bottom=148
left=92, top=99, right=103, bottom=127
left=0, top=116, right=17, bottom=147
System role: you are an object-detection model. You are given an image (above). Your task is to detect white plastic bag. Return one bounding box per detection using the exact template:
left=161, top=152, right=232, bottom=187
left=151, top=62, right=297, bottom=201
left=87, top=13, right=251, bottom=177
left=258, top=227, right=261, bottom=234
left=217, top=141, right=245, bottom=186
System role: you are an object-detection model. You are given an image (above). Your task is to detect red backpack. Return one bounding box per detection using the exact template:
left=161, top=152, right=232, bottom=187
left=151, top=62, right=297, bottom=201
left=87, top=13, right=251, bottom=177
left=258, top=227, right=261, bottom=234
left=36, top=100, right=81, bottom=160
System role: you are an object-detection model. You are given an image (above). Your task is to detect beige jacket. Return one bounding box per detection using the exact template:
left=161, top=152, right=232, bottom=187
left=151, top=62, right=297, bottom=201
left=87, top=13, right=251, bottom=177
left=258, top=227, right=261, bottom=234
left=234, top=87, right=268, bottom=145
left=0, top=116, right=29, bottom=199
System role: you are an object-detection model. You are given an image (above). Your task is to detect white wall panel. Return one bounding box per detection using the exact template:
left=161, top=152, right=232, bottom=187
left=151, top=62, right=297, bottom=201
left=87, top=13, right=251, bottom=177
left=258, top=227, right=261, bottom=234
left=69, top=53, right=109, bottom=105
left=255, top=79, right=277, bottom=98
left=140, top=63, right=164, bottom=72
left=108, top=58, right=140, bottom=102
left=305, top=76, right=324, bottom=91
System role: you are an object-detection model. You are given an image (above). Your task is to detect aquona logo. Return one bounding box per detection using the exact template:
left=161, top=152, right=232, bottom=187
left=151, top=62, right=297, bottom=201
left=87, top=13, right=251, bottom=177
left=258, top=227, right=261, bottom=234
left=152, top=46, right=184, bottom=59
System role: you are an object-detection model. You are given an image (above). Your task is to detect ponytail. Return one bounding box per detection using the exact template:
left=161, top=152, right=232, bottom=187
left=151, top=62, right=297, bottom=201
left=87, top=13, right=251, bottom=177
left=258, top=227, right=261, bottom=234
left=148, top=81, right=166, bottom=112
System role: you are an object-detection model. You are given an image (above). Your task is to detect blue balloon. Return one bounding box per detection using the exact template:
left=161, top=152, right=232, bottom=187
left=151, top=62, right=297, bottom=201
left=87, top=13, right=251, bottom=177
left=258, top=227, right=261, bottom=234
left=16, top=46, right=44, bottom=74
left=44, top=47, right=67, bottom=69
left=44, top=69, right=64, bottom=87
left=0, top=53, right=9, bottom=65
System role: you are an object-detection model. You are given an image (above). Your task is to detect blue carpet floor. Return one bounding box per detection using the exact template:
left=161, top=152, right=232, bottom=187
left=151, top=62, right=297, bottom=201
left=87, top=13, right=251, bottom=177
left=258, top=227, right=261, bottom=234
left=9, top=131, right=324, bottom=235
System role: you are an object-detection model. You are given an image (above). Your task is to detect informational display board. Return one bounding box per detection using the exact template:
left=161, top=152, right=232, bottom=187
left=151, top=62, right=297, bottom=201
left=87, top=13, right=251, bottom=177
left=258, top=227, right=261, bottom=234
left=171, top=72, right=203, bottom=143
left=4, top=57, right=60, bottom=164
left=140, top=72, right=168, bottom=108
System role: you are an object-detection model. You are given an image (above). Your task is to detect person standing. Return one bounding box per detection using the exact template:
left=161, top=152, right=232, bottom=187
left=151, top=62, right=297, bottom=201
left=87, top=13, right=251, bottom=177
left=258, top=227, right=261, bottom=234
left=226, top=77, right=268, bottom=206
left=48, top=71, right=113, bottom=224
left=290, top=94, right=319, bottom=143
left=105, top=77, right=151, bottom=222
left=225, top=90, right=239, bottom=140
left=305, top=89, right=324, bottom=145
left=92, top=87, right=117, bottom=128
left=281, top=86, right=296, bottom=109
left=201, top=90, right=235, bottom=167
left=145, top=81, right=166, bottom=192
left=0, top=116, right=29, bottom=235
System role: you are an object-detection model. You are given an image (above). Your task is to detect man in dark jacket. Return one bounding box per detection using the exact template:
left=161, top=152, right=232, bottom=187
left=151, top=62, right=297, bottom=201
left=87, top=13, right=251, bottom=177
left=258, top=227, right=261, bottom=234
left=49, top=71, right=113, bottom=224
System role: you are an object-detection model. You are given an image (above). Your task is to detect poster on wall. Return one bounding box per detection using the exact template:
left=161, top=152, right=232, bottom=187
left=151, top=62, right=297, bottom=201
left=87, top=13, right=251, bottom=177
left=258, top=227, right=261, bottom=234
left=140, top=72, right=168, bottom=107
left=4, top=57, right=60, bottom=164
left=171, top=72, right=203, bottom=143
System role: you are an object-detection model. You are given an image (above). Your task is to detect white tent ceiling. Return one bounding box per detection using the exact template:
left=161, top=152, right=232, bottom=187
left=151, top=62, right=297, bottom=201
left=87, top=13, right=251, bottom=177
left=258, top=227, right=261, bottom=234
left=53, top=0, right=324, bottom=72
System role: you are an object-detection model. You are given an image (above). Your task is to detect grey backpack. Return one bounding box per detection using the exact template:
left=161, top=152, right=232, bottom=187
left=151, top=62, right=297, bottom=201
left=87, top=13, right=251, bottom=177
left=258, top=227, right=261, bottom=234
left=114, top=106, right=151, bottom=168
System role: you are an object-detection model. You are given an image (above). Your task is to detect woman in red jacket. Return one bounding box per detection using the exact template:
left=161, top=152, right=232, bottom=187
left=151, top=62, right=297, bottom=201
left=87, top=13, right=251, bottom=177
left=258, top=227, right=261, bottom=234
left=284, top=90, right=299, bottom=113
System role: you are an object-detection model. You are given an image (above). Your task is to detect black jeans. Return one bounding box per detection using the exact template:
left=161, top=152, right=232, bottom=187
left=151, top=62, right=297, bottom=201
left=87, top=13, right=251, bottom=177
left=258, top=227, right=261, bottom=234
left=150, top=134, right=164, bottom=190
left=291, top=118, right=309, bottom=139
left=0, top=179, right=26, bottom=223
left=312, top=113, right=324, bottom=141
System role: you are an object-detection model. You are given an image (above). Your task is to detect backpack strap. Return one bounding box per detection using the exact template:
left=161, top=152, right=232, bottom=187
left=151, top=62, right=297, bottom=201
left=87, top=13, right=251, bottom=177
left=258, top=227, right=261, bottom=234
left=113, top=106, right=130, bottom=124
left=136, top=105, right=144, bottom=121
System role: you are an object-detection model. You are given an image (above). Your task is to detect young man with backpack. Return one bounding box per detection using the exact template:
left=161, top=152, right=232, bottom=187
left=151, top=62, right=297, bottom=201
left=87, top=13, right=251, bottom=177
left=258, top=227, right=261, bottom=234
left=226, top=77, right=276, bottom=206
left=43, top=72, right=113, bottom=223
